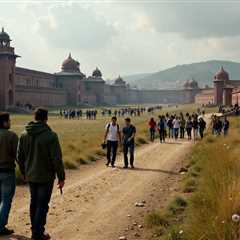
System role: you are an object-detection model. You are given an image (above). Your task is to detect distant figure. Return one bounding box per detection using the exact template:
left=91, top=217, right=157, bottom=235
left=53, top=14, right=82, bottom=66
left=158, top=115, right=166, bottom=143
left=186, top=117, right=193, bottom=140
left=223, top=116, right=230, bottom=136
left=215, top=117, right=223, bottom=135
left=180, top=117, right=186, bottom=139
left=0, top=112, right=18, bottom=236
left=103, top=116, right=121, bottom=167
left=148, top=118, right=156, bottom=142
left=122, top=118, right=136, bottom=169
left=198, top=117, right=206, bottom=139
left=173, top=117, right=180, bottom=140
left=192, top=115, right=199, bottom=141
left=17, top=108, right=65, bottom=240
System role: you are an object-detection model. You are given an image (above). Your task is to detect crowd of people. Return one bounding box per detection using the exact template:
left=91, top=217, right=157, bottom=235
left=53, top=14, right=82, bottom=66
left=148, top=112, right=207, bottom=143
left=211, top=115, right=230, bottom=136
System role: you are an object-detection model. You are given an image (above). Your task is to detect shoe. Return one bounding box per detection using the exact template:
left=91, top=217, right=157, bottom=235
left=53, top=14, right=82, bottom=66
left=105, top=163, right=109, bottom=167
left=32, top=233, right=51, bottom=240
left=0, top=227, right=14, bottom=236
left=111, top=165, right=116, bottom=168
left=123, top=166, right=128, bottom=169
left=130, top=165, right=135, bottom=169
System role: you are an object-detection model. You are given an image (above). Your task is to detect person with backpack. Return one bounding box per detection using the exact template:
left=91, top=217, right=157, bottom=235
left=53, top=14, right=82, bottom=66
left=0, top=112, right=18, bottom=236
left=186, top=116, right=193, bottom=140
left=198, top=117, right=206, bottom=139
left=223, top=116, right=230, bottom=136
left=103, top=116, right=121, bottom=167
left=148, top=118, right=156, bottom=142
left=17, top=108, right=65, bottom=240
left=122, top=118, right=136, bottom=169
left=157, top=115, right=166, bottom=143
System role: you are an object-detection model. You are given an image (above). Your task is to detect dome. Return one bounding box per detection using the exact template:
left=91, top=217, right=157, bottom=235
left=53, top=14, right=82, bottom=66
left=61, top=53, right=80, bottom=73
left=92, top=67, right=102, bottom=78
left=183, top=79, right=199, bottom=89
left=214, top=66, right=229, bottom=81
left=114, top=75, right=126, bottom=85
left=0, top=27, right=11, bottom=42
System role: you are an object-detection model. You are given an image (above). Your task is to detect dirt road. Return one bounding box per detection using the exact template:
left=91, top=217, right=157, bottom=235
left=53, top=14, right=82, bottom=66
left=4, top=136, right=193, bottom=240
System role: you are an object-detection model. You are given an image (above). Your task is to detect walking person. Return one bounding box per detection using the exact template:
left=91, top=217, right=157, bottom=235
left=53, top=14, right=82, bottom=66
left=167, top=116, right=174, bottom=139
left=173, top=116, right=180, bottom=140
left=157, top=116, right=166, bottom=143
left=0, top=112, right=18, bottom=236
left=223, top=116, right=230, bottom=136
left=192, top=115, right=199, bottom=141
left=180, top=116, right=186, bottom=139
left=17, top=108, right=65, bottom=240
left=186, top=117, right=193, bottom=140
left=215, top=117, right=223, bottom=135
left=122, top=118, right=136, bottom=169
left=148, top=118, right=156, bottom=142
left=103, top=116, right=121, bottom=167
left=198, top=117, right=206, bottom=139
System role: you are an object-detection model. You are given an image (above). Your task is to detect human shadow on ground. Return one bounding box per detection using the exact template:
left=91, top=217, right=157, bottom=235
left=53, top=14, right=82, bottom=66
left=116, top=166, right=179, bottom=175
left=2, top=235, right=31, bottom=240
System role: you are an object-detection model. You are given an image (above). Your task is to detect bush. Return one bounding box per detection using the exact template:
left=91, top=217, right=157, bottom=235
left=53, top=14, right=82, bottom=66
left=145, top=211, right=169, bottom=228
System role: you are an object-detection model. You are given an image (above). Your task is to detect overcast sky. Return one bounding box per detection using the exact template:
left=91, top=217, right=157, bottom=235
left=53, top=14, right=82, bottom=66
left=0, top=0, right=240, bottom=78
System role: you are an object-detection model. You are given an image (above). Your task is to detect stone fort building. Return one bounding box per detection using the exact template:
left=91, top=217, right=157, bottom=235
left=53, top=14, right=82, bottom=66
left=0, top=28, right=239, bottom=110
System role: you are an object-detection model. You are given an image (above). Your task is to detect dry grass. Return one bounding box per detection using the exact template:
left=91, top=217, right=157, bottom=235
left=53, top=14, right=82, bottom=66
left=11, top=104, right=201, bottom=171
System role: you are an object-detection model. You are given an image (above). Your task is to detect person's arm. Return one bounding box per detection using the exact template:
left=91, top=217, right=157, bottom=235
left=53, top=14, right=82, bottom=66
left=50, top=133, right=65, bottom=187
left=11, top=133, right=19, bottom=160
left=128, top=126, right=136, bottom=142
left=118, top=126, right=122, bottom=144
left=16, top=135, right=26, bottom=178
left=104, top=128, right=109, bottom=143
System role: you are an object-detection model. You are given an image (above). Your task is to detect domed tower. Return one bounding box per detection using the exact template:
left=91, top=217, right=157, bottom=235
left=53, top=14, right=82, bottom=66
left=92, top=67, right=102, bottom=78
left=0, top=28, right=19, bottom=110
left=61, top=53, right=80, bottom=73
left=214, top=66, right=229, bottom=105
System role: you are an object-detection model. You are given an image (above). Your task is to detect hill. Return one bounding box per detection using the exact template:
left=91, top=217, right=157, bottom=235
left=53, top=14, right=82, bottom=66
left=125, top=60, right=240, bottom=89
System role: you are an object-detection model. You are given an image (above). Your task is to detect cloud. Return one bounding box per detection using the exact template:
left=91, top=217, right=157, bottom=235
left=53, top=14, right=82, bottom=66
left=37, top=2, right=116, bottom=50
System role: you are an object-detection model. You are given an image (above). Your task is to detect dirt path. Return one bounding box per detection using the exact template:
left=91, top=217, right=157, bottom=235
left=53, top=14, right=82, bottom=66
left=4, top=136, right=193, bottom=240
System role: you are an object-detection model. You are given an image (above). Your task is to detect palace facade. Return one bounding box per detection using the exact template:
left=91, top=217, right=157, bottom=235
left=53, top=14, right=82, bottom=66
left=1, top=28, right=239, bottom=110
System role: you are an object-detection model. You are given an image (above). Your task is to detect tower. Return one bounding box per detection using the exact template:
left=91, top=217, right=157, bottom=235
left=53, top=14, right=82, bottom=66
left=0, top=28, right=19, bottom=110
left=213, top=67, right=229, bottom=105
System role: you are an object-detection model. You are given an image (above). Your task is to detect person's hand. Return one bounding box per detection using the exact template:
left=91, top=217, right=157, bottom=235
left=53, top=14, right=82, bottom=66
left=58, top=180, right=65, bottom=189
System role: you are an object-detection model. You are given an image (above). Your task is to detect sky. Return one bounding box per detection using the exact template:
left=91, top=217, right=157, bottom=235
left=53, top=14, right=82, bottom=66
left=0, top=0, right=240, bottom=79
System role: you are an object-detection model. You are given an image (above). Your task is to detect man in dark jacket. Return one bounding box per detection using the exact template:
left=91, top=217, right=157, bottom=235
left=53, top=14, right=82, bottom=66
left=0, top=112, right=18, bottom=236
left=17, top=108, right=65, bottom=240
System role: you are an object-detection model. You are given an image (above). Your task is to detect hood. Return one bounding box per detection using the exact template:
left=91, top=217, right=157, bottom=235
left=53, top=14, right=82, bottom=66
left=25, top=121, right=51, bottom=136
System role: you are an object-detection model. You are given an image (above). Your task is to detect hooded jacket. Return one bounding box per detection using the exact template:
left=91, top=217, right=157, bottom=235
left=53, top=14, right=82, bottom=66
left=17, top=121, right=65, bottom=183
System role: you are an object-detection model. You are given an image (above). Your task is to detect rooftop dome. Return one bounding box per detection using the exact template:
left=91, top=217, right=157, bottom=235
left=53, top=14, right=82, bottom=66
left=0, top=27, right=11, bottom=42
left=114, top=76, right=126, bottom=85
left=214, top=66, right=229, bottom=81
left=92, top=67, right=102, bottom=78
left=61, top=53, right=80, bottom=73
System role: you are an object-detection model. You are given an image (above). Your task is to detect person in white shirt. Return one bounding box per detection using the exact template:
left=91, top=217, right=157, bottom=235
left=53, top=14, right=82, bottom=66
left=173, top=116, right=180, bottom=140
left=103, top=116, right=121, bottom=167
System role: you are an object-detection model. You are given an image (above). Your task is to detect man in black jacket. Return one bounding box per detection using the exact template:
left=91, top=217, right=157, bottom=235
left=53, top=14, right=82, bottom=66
left=0, top=112, right=18, bottom=236
left=17, top=108, right=65, bottom=240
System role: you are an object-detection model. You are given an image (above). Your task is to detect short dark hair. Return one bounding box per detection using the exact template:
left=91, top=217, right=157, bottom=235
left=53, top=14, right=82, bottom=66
left=112, top=116, right=117, bottom=121
left=125, top=118, right=131, bottom=123
left=34, top=108, right=48, bottom=122
left=0, top=112, right=10, bottom=128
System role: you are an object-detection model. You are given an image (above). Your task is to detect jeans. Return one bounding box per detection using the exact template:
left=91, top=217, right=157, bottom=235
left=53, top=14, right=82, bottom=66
left=106, top=141, right=118, bottom=166
left=149, top=128, right=155, bottom=142
left=186, top=128, right=192, bottom=140
left=180, top=127, right=185, bottom=139
left=168, top=128, right=173, bottom=138
left=29, top=181, right=54, bottom=239
left=123, top=142, right=135, bottom=167
left=0, top=172, right=16, bottom=231
left=159, top=129, right=165, bottom=143
left=174, top=128, right=179, bottom=139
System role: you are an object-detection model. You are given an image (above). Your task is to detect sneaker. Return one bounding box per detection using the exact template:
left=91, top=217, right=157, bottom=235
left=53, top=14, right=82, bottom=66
left=32, top=233, right=51, bottom=240
left=0, top=227, right=14, bottom=236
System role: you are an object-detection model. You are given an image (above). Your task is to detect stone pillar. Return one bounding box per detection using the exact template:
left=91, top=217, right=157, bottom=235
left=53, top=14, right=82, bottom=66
left=214, top=79, right=224, bottom=105
left=223, top=87, right=233, bottom=106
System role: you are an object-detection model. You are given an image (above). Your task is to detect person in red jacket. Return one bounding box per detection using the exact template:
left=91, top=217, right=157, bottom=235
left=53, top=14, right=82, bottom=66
left=149, top=118, right=156, bottom=142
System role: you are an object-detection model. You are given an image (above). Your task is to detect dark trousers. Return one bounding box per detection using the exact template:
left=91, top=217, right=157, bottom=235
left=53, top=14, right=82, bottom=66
left=106, top=141, right=118, bottom=166
left=199, top=128, right=204, bottom=139
left=123, top=142, right=134, bottom=167
left=174, top=128, right=179, bottom=139
left=186, top=128, right=192, bottom=140
left=29, top=181, right=54, bottom=239
left=159, top=129, right=165, bottom=143
left=0, top=172, right=16, bottom=231
left=149, top=129, right=155, bottom=142
left=180, top=127, right=185, bottom=139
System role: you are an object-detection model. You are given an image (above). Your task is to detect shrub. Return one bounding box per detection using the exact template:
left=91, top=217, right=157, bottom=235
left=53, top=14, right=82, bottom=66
left=145, top=211, right=169, bottom=228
